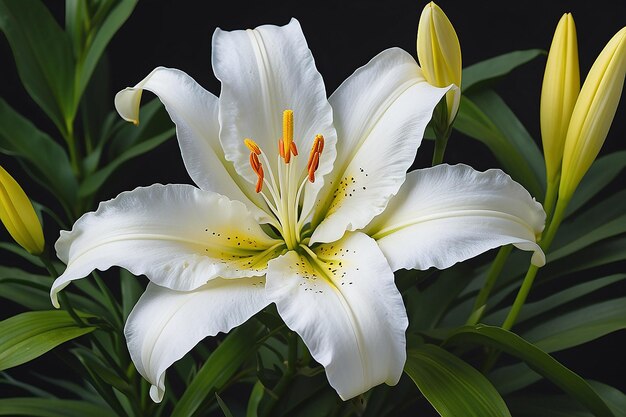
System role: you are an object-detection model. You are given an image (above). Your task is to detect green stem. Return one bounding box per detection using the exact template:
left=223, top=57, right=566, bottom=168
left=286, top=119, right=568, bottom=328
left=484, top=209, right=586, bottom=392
left=431, top=98, right=452, bottom=166
left=501, top=197, right=569, bottom=330
left=466, top=245, right=513, bottom=325
left=543, top=175, right=560, bottom=225
left=431, top=132, right=450, bottom=166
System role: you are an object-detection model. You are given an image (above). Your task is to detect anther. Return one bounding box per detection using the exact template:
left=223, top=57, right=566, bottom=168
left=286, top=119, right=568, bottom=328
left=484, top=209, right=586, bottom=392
left=249, top=152, right=261, bottom=172
left=282, top=110, right=294, bottom=163
left=306, top=134, right=325, bottom=180
left=244, top=138, right=261, bottom=155
left=308, top=152, right=320, bottom=183
left=278, top=139, right=285, bottom=159
left=290, top=141, right=298, bottom=156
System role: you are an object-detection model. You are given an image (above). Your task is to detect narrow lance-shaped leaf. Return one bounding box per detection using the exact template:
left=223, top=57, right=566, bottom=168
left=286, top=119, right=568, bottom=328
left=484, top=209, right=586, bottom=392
left=171, top=320, right=267, bottom=417
left=446, top=325, right=615, bottom=417
left=0, top=98, right=78, bottom=211
left=404, top=343, right=512, bottom=417
left=0, top=310, right=95, bottom=371
left=462, top=49, right=545, bottom=92
left=0, top=0, right=76, bottom=131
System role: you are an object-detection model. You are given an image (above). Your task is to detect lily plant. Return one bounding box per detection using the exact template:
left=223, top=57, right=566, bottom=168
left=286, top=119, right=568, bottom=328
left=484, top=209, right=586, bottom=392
left=49, top=19, right=545, bottom=402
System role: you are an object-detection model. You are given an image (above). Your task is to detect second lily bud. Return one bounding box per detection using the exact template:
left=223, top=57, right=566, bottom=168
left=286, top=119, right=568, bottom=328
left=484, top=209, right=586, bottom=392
left=0, top=166, right=45, bottom=255
left=417, top=1, right=462, bottom=126
left=540, top=13, right=580, bottom=188
left=559, top=27, right=626, bottom=201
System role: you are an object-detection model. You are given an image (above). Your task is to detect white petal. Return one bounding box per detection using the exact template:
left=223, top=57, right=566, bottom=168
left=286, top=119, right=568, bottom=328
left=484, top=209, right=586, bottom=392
left=311, top=48, right=449, bottom=244
left=212, top=18, right=337, bottom=214
left=114, top=67, right=270, bottom=222
left=51, top=184, right=283, bottom=307
left=265, top=232, right=407, bottom=400
left=365, top=164, right=546, bottom=271
left=125, top=277, right=269, bottom=402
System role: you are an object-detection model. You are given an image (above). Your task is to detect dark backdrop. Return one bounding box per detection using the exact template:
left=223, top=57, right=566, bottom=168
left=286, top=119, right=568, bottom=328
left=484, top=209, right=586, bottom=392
left=1, top=0, right=625, bottom=408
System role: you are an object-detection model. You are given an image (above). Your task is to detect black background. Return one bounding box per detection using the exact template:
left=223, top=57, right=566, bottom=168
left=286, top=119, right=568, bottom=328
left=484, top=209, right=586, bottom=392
left=1, top=0, right=625, bottom=411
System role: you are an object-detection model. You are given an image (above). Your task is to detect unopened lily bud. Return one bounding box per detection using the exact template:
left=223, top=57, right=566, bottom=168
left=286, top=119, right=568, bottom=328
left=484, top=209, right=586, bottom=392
left=417, top=1, right=462, bottom=125
left=0, top=166, right=44, bottom=254
left=560, top=27, right=626, bottom=201
left=540, top=13, right=580, bottom=185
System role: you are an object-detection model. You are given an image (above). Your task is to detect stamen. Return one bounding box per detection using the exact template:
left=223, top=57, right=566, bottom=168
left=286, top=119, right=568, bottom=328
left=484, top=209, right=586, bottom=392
left=244, top=138, right=265, bottom=193
left=306, top=134, right=325, bottom=182
left=244, top=138, right=261, bottom=155
left=290, top=141, right=299, bottom=156
left=282, top=110, right=294, bottom=163
left=255, top=170, right=264, bottom=193
left=278, top=139, right=285, bottom=159
left=249, top=152, right=261, bottom=172
left=308, top=152, right=320, bottom=182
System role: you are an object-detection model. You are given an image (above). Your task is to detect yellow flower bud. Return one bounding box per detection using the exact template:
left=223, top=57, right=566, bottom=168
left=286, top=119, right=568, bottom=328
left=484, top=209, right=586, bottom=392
left=417, top=1, right=462, bottom=124
left=540, top=13, right=580, bottom=186
left=559, top=27, right=626, bottom=201
left=0, top=166, right=45, bottom=254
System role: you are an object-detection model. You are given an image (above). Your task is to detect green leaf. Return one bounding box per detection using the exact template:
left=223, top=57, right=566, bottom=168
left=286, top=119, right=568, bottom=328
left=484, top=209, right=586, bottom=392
left=566, top=151, right=626, bottom=216
left=463, top=49, right=545, bottom=92
left=446, top=325, right=615, bottom=417
left=404, top=344, right=511, bottom=417
left=75, top=0, right=138, bottom=99
left=589, top=382, right=626, bottom=417
left=551, top=190, right=626, bottom=260
left=484, top=274, right=626, bottom=326
left=521, top=298, right=626, bottom=353
left=0, top=0, right=76, bottom=131
left=0, top=310, right=95, bottom=371
left=120, top=269, right=144, bottom=319
left=454, top=93, right=545, bottom=197
left=79, top=126, right=174, bottom=197
left=0, top=398, right=113, bottom=417
left=0, top=242, right=44, bottom=266
left=171, top=320, right=266, bottom=417
left=215, top=393, right=235, bottom=417
left=407, top=265, right=471, bottom=331
left=0, top=98, right=78, bottom=209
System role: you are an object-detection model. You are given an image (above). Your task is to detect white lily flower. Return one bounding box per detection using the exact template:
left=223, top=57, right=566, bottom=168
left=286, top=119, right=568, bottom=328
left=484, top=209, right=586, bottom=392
left=50, top=19, right=545, bottom=402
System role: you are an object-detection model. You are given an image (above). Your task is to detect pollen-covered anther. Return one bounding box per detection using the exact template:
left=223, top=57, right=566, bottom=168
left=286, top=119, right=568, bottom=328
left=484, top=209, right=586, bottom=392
left=282, top=109, right=294, bottom=163
left=307, top=134, right=324, bottom=182
left=244, top=138, right=261, bottom=155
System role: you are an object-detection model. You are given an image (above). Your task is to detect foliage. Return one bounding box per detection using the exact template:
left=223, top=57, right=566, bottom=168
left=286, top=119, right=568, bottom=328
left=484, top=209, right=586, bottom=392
left=0, top=1, right=624, bottom=416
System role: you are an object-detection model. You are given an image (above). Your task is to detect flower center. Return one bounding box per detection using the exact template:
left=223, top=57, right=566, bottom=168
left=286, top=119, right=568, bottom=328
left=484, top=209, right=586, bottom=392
left=244, top=110, right=325, bottom=250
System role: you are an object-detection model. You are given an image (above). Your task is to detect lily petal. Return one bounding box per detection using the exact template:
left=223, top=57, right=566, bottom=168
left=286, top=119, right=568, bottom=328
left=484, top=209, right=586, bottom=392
left=265, top=232, right=407, bottom=400
left=114, top=67, right=270, bottom=222
left=51, top=184, right=282, bottom=307
left=125, top=277, right=269, bottom=402
left=311, top=48, right=449, bottom=244
left=365, top=164, right=546, bottom=271
left=212, top=18, right=337, bottom=214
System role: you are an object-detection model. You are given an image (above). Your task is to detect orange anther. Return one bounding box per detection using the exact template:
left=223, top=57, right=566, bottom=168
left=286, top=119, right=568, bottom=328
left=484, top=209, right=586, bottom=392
left=290, top=141, right=298, bottom=156
left=255, top=176, right=263, bottom=193
left=249, top=152, right=261, bottom=173
left=278, top=139, right=285, bottom=159
left=308, top=152, right=320, bottom=183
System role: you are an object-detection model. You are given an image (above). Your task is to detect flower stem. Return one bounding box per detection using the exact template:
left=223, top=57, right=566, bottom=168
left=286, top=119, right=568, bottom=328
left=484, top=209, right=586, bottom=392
left=466, top=245, right=513, bottom=325
left=431, top=98, right=452, bottom=166
left=501, top=196, right=569, bottom=330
